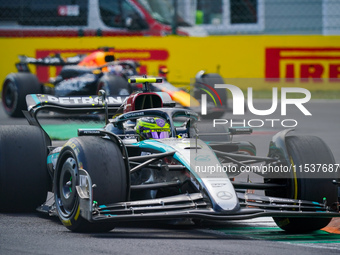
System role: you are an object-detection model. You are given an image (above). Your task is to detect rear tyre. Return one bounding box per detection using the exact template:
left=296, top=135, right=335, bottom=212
left=0, top=125, right=48, bottom=212
left=97, top=74, right=132, bottom=96
left=54, top=136, right=127, bottom=232
left=1, top=73, right=42, bottom=117
left=267, top=136, right=338, bottom=233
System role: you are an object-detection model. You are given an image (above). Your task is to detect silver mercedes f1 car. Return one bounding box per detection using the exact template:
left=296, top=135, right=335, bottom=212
left=0, top=77, right=339, bottom=233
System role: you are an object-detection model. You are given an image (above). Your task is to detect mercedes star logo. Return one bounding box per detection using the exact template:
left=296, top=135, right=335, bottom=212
left=216, top=191, right=233, bottom=200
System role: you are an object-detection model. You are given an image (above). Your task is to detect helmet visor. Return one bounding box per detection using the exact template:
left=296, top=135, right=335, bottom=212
left=144, top=131, right=170, bottom=139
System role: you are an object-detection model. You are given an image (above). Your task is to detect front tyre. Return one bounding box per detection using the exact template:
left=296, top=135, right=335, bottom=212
left=54, top=136, right=128, bottom=232
left=267, top=136, right=338, bottom=233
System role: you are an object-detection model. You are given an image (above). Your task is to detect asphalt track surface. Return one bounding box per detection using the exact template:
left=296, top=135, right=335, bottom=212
left=1, top=99, right=340, bottom=255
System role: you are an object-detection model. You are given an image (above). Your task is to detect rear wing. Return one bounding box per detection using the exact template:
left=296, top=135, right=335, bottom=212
left=18, top=54, right=84, bottom=66
left=25, top=91, right=175, bottom=116
left=26, top=94, right=127, bottom=114
left=16, top=54, right=139, bottom=73
left=16, top=54, right=84, bottom=72
left=24, top=94, right=128, bottom=146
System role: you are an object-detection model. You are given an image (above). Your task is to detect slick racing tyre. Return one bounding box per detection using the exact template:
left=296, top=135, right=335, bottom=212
left=194, top=73, right=228, bottom=119
left=266, top=136, right=338, bottom=233
left=2, top=73, right=42, bottom=117
left=97, top=74, right=132, bottom=96
left=0, top=125, right=49, bottom=212
left=54, top=136, right=128, bottom=232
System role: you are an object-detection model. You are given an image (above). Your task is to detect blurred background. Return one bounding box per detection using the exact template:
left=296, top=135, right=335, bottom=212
left=0, top=0, right=340, bottom=97
left=1, top=0, right=340, bottom=35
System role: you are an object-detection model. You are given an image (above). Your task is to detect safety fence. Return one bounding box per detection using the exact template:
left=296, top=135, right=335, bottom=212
left=1, top=0, right=340, bottom=37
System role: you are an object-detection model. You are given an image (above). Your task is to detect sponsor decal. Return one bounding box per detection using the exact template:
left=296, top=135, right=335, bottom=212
left=211, top=183, right=227, bottom=188
left=216, top=191, right=233, bottom=200
left=81, top=130, right=101, bottom=134
left=266, top=47, right=340, bottom=80
left=122, top=112, right=145, bottom=119
left=41, top=95, right=125, bottom=105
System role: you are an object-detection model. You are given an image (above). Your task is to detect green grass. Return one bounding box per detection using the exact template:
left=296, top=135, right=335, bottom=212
left=213, top=227, right=340, bottom=243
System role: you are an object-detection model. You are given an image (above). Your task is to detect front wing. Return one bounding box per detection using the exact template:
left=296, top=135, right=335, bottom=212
left=76, top=169, right=340, bottom=223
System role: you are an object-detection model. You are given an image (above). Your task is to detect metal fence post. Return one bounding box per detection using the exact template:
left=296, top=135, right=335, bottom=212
left=172, top=0, right=178, bottom=35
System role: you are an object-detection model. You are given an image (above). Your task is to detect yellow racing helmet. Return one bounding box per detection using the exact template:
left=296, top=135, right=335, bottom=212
left=135, top=117, right=171, bottom=140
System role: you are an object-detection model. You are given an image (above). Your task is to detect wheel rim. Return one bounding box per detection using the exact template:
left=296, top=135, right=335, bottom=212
left=56, top=157, right=78, bottom=217
left=2, top=80, right=18, bottom=112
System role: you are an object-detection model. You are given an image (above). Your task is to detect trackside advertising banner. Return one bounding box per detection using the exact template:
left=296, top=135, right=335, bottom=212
left=1, top=35, right=340, bottom=92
